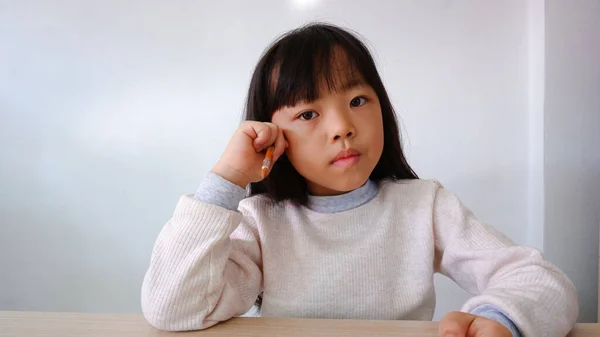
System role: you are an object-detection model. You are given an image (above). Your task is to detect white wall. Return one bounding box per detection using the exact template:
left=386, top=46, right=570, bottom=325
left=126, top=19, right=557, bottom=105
left=0, top=0, right=592, bottom=322
left=543, top=0, right=600, bottom=323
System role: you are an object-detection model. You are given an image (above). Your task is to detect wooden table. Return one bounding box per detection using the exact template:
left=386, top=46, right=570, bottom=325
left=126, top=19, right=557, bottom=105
left=0, top=311, right=598, bottom=336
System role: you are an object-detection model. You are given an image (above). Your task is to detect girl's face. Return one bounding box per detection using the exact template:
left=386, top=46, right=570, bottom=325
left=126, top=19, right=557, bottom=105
left=272, top=75, right=384, bottom=196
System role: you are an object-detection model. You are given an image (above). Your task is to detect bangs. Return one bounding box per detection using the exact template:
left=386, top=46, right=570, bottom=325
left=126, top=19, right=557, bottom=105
left=265, top=27, right=371, bottom=113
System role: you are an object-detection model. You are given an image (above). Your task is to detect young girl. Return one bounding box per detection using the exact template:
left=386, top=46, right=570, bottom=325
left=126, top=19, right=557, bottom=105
left=141, top=23, right=578, bottom=337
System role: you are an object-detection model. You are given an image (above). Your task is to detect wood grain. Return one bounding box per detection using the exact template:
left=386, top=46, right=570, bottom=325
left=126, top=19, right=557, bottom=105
left=0, top=311, right=596, bottom=337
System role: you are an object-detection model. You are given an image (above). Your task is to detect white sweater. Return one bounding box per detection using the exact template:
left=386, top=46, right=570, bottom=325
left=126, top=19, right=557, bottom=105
left=141, top=178, right=578, bottom=336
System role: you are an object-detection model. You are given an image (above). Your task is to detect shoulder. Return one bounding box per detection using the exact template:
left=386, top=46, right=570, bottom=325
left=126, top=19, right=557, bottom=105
left=378, top=178, right=444, bottom=202
left=378, top=179, right=472, bottom=213
left=237, top=193, right=286, bottom=220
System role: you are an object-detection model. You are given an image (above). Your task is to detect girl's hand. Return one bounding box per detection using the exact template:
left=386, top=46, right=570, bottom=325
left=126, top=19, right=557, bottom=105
left=439, top=312, right=512, bottom=337
left=212, top=121, right=287, bottom=188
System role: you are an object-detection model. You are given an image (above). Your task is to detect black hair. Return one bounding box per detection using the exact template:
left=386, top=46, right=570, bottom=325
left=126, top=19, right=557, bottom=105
left=244, top=22, right=418, bottom=207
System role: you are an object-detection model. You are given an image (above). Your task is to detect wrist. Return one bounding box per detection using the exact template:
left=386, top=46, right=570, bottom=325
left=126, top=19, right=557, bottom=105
left=470, top=305, right=520, bottom=337
left=211, top=163, right=250, bottom=189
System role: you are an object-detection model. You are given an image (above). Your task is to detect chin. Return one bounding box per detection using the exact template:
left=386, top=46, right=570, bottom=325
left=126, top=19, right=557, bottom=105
left=337, top=178, right=368, bottom=192
left=311, top=174, right=370, bottom=196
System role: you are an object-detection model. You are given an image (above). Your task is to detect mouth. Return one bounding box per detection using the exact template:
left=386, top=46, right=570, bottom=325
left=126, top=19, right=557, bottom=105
left=331, top=148, right=361, bottom=167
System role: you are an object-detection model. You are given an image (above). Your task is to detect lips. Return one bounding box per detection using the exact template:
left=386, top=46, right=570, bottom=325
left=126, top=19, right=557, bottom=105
left=331, top=148, right=361, bottom=165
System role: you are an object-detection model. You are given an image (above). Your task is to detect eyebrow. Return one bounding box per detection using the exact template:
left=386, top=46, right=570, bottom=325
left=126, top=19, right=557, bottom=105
left=279, top=76, right=367, bottom=110
left=337, top=77, right=366, bottom=92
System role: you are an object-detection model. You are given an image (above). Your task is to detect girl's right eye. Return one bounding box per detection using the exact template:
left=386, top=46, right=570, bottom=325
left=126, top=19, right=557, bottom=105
left=298, top=111, right=319, bottom=121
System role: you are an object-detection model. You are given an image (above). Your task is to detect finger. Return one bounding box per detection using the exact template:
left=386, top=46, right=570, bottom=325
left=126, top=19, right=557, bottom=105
left=272, top=128, right=286, bottom=163
left=255, top=123, right=280, bottom=151
left=264, top=122, right=280, bottom=150
left=244, top=122, right=273, bottom=151
left=439, top=312, right=476, bottom=337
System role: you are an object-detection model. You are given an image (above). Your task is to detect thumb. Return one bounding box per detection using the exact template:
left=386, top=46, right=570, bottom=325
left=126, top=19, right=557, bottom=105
left=439, top=311, right=477, bottom=337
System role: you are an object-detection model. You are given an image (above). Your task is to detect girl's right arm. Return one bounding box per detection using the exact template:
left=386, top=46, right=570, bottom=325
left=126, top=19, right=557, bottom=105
left=141, top=122, right=287, bottom=331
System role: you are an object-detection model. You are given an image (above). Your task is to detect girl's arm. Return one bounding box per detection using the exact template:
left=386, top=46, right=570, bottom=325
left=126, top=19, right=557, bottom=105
left=432, top=186, right=578, bottom=337
left=141, top=173, right=262, bottom=331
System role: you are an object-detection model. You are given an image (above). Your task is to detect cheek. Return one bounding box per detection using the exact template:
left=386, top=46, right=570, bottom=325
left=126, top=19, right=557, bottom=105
left=362, top=108, right=384, bottom=147
left=286, top=139, right=311, bottom=167
left=364, top=111, right=385, bottom=162
left=285, top=134, right=322, bottom=174
left=375, top=117, right=385, bottom=151
left=374, top=129, right=384, bottom=159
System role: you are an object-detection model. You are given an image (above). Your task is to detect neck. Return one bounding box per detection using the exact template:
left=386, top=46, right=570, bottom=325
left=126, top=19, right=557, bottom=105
left=306, top=180, right=379, bottom=213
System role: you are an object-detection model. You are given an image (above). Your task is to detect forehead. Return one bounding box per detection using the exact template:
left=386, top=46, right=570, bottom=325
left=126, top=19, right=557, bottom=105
left=316, top=48, right=366, bottom=91
left=268, top=46, right=367, bottom=108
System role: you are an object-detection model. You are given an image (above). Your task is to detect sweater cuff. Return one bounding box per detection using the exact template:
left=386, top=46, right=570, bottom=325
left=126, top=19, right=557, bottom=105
left=470, top=304, right=521, bottom=337
left=193, top=172, right=246, bottom=210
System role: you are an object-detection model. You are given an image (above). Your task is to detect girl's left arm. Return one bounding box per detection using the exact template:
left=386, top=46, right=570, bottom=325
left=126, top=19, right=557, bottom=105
left=432, top=186, right=578, bottom=337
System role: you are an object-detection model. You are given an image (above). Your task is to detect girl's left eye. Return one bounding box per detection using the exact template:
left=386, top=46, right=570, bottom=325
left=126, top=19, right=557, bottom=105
left=350, top=96, right=367, bottom=107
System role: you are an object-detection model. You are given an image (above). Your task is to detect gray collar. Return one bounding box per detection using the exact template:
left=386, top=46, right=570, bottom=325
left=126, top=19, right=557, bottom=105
left=306, top=180, right=379, bottom=213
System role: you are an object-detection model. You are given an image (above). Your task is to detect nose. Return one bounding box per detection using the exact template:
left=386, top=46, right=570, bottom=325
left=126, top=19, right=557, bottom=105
left=329, top=109, right=356, bottom=142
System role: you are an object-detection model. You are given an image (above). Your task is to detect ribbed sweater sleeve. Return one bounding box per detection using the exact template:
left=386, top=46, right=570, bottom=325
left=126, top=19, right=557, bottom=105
left=432, top=186, right=578, bottom=337
left=141, top=195, right=262, bottom=331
